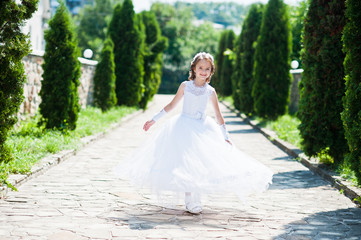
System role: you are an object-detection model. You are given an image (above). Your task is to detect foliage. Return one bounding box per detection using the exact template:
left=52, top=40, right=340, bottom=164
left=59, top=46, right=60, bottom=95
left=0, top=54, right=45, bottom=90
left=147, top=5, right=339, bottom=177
left=139, top=11, right=168, bottom=109
left=151, top=2, right=220, bottom=93
left=76, top=0, right=113, bottom=60
left=341, top=0, right=361, bottom=184
left=108, top=0, right=144, bottom=106
left=298, top=0, right=347, bottom=163
left=93, top=38, right=117, bottom=111
left=39, top=1, right=81, bottom=131
left=252, top=0, right=292, bottom=120
left=233, top=3, right=264, bottom=115
left=289, top=0, right=308, bottom=67
left=0, top=0, right=38, bottom=173
left=214, top=31, right=228, bottom=93
left=0, top=106, right=135, bottom=185
left=220, top=30, right=235, bottom=96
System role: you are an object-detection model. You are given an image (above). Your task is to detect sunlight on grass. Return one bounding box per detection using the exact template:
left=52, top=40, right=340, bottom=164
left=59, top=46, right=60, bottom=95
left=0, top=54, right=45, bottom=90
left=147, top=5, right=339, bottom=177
left=0, top=106, right=135, bottom=184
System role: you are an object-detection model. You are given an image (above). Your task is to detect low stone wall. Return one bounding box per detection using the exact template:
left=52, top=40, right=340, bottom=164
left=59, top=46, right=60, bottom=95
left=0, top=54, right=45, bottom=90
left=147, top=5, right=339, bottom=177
left=19, top=52, right=97, bottom=120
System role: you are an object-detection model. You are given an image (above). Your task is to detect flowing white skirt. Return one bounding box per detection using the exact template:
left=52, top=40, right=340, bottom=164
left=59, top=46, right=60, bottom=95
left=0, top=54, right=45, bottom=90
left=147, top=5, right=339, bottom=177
left=115, top=114, right=273, bottom=203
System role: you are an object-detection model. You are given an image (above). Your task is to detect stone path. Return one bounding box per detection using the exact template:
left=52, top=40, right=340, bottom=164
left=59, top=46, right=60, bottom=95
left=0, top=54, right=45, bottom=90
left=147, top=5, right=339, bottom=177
left=0, top=94, right=360, bottom=240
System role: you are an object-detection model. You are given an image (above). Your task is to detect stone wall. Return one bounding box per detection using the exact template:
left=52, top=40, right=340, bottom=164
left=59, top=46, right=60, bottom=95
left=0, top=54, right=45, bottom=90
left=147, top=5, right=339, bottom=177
left=19, top=52, right=97, bottom=120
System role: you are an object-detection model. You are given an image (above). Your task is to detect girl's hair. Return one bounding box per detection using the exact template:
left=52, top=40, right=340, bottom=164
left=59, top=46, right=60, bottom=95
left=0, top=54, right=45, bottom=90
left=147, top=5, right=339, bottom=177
left=188, top=52, right=215, bottom=83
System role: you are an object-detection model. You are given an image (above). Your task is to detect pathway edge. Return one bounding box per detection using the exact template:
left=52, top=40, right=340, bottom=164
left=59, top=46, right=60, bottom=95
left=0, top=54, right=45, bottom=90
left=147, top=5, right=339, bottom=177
left=0, top=104, right=154, bottom=199
left=222, top=101, right=361, bottom=206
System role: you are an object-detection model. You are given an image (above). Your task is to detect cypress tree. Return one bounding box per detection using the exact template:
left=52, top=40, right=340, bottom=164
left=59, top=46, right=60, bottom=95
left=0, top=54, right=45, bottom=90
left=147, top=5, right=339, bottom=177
left=252, top=0, right=291, bottom=120
left=341, top=0, right=361, bottom=183
left=214, top=31, right=228, bottom=92
left=39, top=2, right=81, bottom=130
left=298, top=0, right=347, bottom=163
left=0, top=0, right=38, bottom=164
left=231, top=31, right=244, bottom=111
left=237, top=3, right=263, bottom=115
left=108, top=0, right=144, bottom=106
left=93, top=38, right=117, bottom=111
left=220, top=30, right=235, bottom=96
left=139, top=11, right=168, bottom=109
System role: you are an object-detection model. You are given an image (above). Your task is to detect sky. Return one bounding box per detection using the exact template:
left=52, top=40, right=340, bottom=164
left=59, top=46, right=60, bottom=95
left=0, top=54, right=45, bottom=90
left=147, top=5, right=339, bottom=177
left=132, top=0, right=303, bottom=13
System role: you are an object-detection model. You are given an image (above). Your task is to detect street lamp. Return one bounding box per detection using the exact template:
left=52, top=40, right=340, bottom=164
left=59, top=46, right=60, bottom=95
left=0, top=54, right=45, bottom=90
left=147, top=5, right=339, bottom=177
left=291, top=60, right=299, bottom=69
left=83, top=49, right=93, bottom=59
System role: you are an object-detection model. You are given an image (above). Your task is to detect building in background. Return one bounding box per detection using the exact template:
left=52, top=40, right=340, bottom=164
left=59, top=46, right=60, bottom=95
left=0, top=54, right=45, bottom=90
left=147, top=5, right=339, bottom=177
left=21, top=0, right=51, bottom=54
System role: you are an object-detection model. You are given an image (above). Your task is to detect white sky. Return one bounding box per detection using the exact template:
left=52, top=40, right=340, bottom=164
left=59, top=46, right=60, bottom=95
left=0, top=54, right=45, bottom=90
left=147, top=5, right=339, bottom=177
left=133, top=0, right=303, bottom=13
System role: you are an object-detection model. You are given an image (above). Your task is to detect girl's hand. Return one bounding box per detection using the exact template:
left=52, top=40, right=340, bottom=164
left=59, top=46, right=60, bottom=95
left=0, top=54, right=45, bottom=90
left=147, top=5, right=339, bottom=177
left=143, top=120, right=155, bottom=131
left=226, top=140, right=232, bottom=145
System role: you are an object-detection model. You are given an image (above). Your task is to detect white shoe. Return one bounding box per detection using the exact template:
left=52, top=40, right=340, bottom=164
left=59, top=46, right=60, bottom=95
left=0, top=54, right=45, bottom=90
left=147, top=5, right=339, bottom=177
left=186, top=202, right=202, bottom=214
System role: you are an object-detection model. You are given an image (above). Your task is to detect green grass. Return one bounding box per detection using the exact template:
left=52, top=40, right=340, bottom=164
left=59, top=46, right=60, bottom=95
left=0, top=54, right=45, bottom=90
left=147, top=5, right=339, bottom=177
left=0, top=106, right=135, bottom=186
left=254, top=114, right=302, bottom=148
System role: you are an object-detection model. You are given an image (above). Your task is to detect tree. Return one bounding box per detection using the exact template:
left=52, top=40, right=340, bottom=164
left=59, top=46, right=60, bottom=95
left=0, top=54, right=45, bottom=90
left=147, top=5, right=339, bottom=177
left=93, top=38, right=117, bottom=111
left=341, top=0, right=361, bottom=183
left=0, top=0, right=38, bottom=164
left=214, top=31, right=228, bottom=93
left=252, top=0, right=292, bottom=120
left=220, top=30, right=235, bottom=96
left=298, top=0, right=347, bottom=163
left=39, top=1, right=81, bottom=130
left=76, top=0, right=113, bottom=60
left=233, top=3, right=264, bottom=115
left=108, top=0, right=144, bottom=106
left=139, top=11, right=168, bottom=109
left=289, top=0, right=308, bottom=67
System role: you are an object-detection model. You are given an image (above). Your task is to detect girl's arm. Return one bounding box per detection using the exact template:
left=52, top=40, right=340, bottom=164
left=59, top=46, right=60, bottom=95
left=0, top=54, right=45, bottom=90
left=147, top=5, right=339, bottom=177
left=143, top=82, right=186, bottom=131
left=210, top=90, right=231, bottom=144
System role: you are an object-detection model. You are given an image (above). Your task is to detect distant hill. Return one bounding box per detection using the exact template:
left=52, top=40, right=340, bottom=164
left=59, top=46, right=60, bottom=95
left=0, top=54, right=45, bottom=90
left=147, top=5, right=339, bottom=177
left=174, top=1, right=250, bottom=28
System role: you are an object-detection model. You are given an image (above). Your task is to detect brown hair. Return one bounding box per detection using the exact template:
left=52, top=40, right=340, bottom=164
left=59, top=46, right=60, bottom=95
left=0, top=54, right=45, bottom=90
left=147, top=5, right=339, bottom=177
left=188, top=52, right=215, bottom=83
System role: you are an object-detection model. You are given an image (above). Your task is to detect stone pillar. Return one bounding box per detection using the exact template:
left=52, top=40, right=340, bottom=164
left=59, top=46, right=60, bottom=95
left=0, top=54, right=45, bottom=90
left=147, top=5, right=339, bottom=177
left=289, top=69, right=303, bottom=115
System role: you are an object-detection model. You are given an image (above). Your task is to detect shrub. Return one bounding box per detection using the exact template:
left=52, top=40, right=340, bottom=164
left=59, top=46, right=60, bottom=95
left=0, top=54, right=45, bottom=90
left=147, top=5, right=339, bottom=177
left=0, top=0, right=38, bottom=164
left=341, top=0, right=361, bottom=184
left=39, top=1, right=81, bottom=130
left=252, top=0, right=292, bottom=120
left=93, top=38, right=117, bottom=111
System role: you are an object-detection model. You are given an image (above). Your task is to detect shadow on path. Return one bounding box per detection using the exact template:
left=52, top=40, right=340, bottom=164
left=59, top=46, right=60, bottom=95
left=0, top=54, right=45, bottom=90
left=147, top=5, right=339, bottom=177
left=274, top=208, right=361, bottom=240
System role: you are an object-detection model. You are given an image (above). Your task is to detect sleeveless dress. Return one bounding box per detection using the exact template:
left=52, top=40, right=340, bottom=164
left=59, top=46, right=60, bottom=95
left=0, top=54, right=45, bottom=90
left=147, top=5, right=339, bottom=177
left=115, top=80, right=273, bottom=203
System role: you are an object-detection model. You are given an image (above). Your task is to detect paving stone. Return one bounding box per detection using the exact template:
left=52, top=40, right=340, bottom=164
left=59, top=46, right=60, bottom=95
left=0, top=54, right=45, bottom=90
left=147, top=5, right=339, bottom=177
left=0, top=95, right=361, bottom=239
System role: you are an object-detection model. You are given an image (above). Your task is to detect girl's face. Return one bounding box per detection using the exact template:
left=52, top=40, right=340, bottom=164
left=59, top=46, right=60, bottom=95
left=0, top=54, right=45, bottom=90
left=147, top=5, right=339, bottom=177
left=194, top=59, right=212, bottom=81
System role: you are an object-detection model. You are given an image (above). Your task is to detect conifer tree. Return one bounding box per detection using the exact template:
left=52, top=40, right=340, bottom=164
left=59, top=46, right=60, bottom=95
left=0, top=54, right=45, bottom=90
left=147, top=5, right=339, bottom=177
left=298, top=0, right=347, bottom=163
left=252, top=0, right=291, bottom=120
left=108, top=0, right=144, bottom=106
left=39, top=2, right=81, bottom=130
left=231, top=31, right=244, bottom=111
left=341, top=0, right=361, bottom=183
left=0, top=0, right=38, bottom=164
left=139, top=11, right=168, bottom=109
left=93, top=38, right=117, bottom=111
left=220, top=30, right=235, bottom=96
left=234, top=3, right=263, bottom=115
left=214, top=31, right=228, bottom=92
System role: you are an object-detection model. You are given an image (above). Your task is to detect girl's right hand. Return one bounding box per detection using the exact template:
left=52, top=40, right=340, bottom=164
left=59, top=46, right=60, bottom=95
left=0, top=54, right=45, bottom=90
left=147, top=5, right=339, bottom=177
left=143, top=120, right=155, bottom=131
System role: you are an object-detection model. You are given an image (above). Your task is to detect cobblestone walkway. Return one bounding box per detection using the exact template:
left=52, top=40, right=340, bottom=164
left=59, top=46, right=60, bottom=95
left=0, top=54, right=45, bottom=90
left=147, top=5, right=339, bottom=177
left=0, top=95, right=360, bottom=240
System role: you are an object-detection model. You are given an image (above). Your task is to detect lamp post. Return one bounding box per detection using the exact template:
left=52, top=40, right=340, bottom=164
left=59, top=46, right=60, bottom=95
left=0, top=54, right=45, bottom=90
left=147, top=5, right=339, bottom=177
left=83, top=49, right=93, bottom=59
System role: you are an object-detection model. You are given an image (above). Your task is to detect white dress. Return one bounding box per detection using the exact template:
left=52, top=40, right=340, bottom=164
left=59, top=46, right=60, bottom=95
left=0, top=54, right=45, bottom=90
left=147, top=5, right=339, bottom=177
left=115, top=80, right=273, bottom=203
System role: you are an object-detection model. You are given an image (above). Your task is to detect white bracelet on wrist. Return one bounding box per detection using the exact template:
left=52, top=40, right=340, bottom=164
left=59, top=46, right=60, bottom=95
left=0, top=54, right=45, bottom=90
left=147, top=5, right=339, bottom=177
left=152, top=109, right=167, bottom=122
left=220, top=124, right=230, bottom=140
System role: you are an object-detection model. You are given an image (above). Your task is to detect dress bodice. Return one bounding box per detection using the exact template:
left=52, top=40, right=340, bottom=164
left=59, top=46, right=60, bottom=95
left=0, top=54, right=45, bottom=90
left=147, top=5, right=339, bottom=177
left=182, top=80, right=215, bottom=120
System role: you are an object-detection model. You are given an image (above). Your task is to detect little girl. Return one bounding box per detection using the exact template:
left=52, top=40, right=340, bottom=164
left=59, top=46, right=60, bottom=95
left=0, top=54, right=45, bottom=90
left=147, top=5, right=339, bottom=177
left=116, top=52, right=273, bottom=214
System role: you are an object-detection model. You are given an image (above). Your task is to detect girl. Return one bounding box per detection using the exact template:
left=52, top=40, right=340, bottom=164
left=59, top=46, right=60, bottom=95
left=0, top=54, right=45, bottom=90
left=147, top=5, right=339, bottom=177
left=116, top=52, right=273, bottom=214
